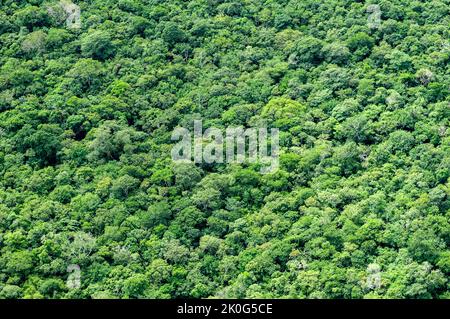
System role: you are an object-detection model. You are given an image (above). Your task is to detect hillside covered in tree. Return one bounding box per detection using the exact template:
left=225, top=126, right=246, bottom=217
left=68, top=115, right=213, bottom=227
left=0, top=0, right=449, bottom=299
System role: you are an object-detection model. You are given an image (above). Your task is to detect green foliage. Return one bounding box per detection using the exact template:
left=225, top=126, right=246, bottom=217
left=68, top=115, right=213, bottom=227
left=81, top=31, right=115, bottom=61
left=0, top=0, right=448, bottom=300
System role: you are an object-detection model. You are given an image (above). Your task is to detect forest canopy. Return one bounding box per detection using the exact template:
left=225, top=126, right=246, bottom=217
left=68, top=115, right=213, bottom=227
left=0, top=0, right=449, bottom=299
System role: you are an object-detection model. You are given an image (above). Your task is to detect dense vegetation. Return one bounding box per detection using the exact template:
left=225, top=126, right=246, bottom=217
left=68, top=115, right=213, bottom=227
left=0, top=0, right=449, bottom=299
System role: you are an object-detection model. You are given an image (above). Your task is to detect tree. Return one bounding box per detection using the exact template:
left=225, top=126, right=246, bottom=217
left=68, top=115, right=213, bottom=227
left=64, top=58, right=105, bottom=94
left=111, top=175, right=140, bottom=199
left=162, top=22, right=186, bottom=46
left=81, top=30, right=115, bottom=60
left=87, top=121, right=133, bottom=162
left=347, top=32, right=375, bottom=59
left=14, top=6, right=49, bottom=30
left=21, top=30, right=47, bottom=54
left=14, top=124, right=63, bottom=166
left=292, top=36, right=324, bottom=64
